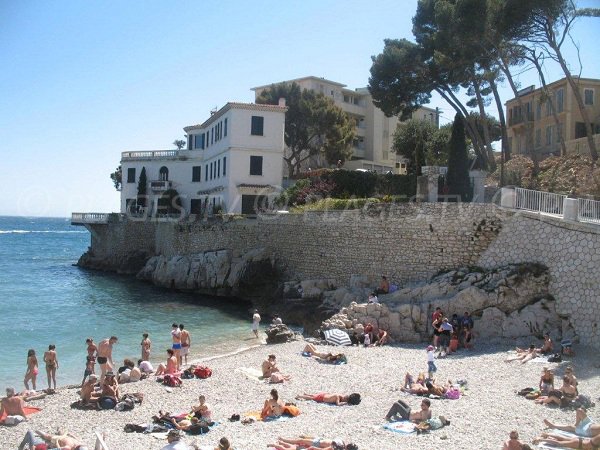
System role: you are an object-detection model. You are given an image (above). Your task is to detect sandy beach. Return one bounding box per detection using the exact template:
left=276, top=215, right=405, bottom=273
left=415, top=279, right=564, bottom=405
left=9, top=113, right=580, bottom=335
left=1, top=338, right=599, bottom=450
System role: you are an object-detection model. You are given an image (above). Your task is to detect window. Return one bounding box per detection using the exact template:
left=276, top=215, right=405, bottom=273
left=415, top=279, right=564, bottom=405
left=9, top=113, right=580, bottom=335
left=187, top=135, right=192, bottom=150
left=190, top=199, right=202, bottom=215
left=210, top=162, right=214, bottom=180
left=211, top=127, right=214, bottom=145
left=127, top=168, right=136, bottom=183
left=159, top=166, right=169, bottom=181
left=575, top=122, right=588, bottom=139
left=250, top=155, right=263, bottom=175
left=556, top=88, right=564, bottom=113
left=224, top=118, right=227, bottom=137
left=536, top=102, right=541, bottom=120
left=251, top=116, right=264, bottom=136
left=192, top=166, right=201, bottom=182
left=205, top=165, right=208, bottom=180
left=223, top=157, right=226, bottom=176
left=546, top=126, right=552, bottom=146
left=217, top=159, right=221, bottom=177
left=535, top=129, right=542, bottom=148
left=584, top=88, right=594, bottom=105
left=546, top=99, right=552, bottom=116
left=194, top=134, right=204, bottom=149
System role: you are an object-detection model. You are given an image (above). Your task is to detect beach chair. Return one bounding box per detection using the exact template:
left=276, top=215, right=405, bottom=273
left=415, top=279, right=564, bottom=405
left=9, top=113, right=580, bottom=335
left=94, top=430, right=109, bottom=450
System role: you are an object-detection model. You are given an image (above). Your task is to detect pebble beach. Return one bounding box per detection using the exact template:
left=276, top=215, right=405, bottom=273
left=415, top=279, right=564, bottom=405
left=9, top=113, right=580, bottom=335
left=1, top=339, right=599, bottom=450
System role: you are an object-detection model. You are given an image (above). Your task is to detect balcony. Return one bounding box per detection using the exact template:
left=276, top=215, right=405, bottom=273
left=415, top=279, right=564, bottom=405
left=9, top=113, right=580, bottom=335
left=71, top=212, right=111, bottom=225
left=150, top=180, right=172, bottom=192
left=508, top=112, right=534, bottom=127
left=121, top=150, right=181, bottom=161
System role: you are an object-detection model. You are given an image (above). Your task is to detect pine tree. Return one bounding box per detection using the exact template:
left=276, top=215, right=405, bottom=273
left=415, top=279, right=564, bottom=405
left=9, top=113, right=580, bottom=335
left=137, top=167, right=147, bottom=208
left=446, top=114, right=471, bottom=201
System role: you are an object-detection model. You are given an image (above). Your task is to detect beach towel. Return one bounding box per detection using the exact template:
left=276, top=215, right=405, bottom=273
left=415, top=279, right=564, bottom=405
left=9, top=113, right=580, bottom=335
left=383, top=420, right=416, bottom=434
left=0, top=406, right=42, bottom=424
left=236, top=367, right=266, bottom=382
left=534, top=429, right=581, bottom=449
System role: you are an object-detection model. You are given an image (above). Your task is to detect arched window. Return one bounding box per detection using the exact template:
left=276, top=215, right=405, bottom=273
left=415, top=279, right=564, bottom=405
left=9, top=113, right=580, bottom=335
left=159, top=166, right=169, bottom=181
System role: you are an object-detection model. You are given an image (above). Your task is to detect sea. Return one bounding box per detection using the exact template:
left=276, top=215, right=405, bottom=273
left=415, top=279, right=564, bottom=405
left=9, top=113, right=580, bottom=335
left=0, top=216, right=260, bottom=391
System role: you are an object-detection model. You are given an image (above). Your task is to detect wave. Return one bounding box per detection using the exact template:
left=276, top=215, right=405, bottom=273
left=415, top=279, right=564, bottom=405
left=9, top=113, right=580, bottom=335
left=0, top=230, right=87, bottom=234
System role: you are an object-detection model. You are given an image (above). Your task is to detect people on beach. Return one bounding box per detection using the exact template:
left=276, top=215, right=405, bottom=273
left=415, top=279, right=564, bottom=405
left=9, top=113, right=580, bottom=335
left=506, top=345, right=538, bottom=364
left=261, top=388, right=285, bottom=419
left=261, top=354, right=291, bottom=382
left=23, top=349, right=38, bottom=391
left=99, top=371, right=119, bottom=409
left=539, top=367, right=555, bottom=395
left=80, top=374, right=101, bottom=405
left=431, top=315, right=443, bottom=348
left=191, top=394, right=212, bottom=421
left=119, top=359, right=142, bottom=383
left=535, top=375, right=578, bottom=407
left=216, top=436, right=234, bottom=450
left=367, top=292, right=379, bottom=304
left=272, top=315, right=283, bottom=325
left=138, top=359, right=155, bottom=375
left=171, top=323, right=182, bottom=371
left=534, top=432, right=600, bottom=449
left=86, top=338, right=97, bottom=360
left=384, top=398, right=432, bottom=422
left=295, top=392, right=361, bottom=406
left=156, top=349, right=178, bottom=376
left=81, top=355, right=95, bottom=388
left=538, top=333, right=554, bottom=354
left=97, top=336, right=118, bottom=383
left=437, top=318, right=453, bottom=356
left=427, top=345, right=437, bottom=379
left=180, top=324, right=191, bottom=365
left=502, top=430, right=532, bottom=450
left=18, top=428, right=87, bottom=450
left=374, top=329, right=389, bottom=346
left=565, top=365, right=579, bottom=388
left=543, top=408, right=600, bottom=438
left=401, top=372, right=429, bottom=395
left=375, top=275, right=389, bottom=295
left=43, top=344, right=58, bottom=390
left=269, top=437, right=358, bottom=450
left=141, top=333, right=151, bottom=362
left=160, top=429, right=194, bottom=450
left=0, top=387, right=27, bottom=423
left=252, top=309, right=261, bottom=338
left=303, top=344, right=347, bottom=364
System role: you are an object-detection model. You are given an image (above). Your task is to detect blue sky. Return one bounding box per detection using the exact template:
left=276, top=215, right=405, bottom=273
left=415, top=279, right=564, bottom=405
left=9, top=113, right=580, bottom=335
left=1, top=0, right=599, bottom=217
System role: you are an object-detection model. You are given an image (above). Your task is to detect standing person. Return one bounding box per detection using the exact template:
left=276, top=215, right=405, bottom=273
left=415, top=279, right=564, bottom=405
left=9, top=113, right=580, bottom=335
left=43, top=344, right=58, bottom=390
left=141, top=333, right=151, bottom=362
left=427, top=345, right=437, bottom=380
left=252, top=310, right=261, bottom=338
left=23, top=349, right=38, bottom=391
left=179, top=324, right=191, bottom=366
left=81, top=355, right=95, bottom=388
left=171, top=323, right=182, bottom=370
left=86, top=338, right=97, bottom=360
left=438, top=318, right=453, bottom=357
left=97, top=336, right=118, bottom=383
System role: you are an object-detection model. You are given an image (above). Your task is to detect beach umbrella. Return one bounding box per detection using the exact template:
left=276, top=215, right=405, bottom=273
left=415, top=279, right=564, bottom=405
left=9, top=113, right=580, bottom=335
left=324, top=329, right=351, bottom=346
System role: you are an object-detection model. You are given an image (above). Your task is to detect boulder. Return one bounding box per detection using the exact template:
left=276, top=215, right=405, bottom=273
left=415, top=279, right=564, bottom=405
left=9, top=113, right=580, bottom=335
left=265, top=324, right=300, bottom=344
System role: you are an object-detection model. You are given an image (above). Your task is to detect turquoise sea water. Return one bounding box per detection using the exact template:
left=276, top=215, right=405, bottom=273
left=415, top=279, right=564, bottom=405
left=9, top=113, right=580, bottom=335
left=0, top=216, right=258, bottom=391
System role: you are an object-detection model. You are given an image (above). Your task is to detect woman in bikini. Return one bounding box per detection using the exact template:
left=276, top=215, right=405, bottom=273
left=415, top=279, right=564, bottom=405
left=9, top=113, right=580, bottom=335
left=269, top=436, right=358, bottom=450
left=539, top=367, right=555, bottom=395
left=43, top=344, right=58, bottom=390
left=535, top=375, right=577, bottom=407
left=261, top=388, right=285, bottom=419
left=24, top=349, right=38, bottom=391
left=141, top=333, right=151, bottom=361
left=295, top=392, right=361, bottom=406
left=400, top=372, right=428, bottom=395
left=191, top=394, right=212, bottom=421
left=542, top=408, right=600, bottom=440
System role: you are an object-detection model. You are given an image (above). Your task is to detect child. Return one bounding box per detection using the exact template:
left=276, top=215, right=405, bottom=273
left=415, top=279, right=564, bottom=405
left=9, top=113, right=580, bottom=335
left=449, top=333, right=459, bottom=353
left=363, top=332, right=371, bottom=347
left=427, top=345, right=437, bottom=379
left=81, top=355, right=95, bottom=387
left=463, top=327, right=473, bottom=350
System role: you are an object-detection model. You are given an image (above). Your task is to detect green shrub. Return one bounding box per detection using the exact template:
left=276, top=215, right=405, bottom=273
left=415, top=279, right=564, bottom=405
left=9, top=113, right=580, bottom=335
left=291, top=197, right=381, bottom=212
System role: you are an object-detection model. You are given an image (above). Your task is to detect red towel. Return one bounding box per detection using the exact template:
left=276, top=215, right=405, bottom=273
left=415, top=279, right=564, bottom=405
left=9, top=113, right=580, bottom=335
left=0, top=405, right=42, bottom=423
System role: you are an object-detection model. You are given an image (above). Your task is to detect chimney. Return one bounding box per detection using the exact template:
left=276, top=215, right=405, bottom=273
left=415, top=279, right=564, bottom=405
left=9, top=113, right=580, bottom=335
left=278, top=97, right=286, bottom=107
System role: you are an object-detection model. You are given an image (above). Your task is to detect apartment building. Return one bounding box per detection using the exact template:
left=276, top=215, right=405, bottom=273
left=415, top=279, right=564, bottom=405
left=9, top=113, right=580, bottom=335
left=120, top=101, right=287, bottom=216
left=252, top=76, right=439, bottom=174
left=505, top=77, right=600, bottom=158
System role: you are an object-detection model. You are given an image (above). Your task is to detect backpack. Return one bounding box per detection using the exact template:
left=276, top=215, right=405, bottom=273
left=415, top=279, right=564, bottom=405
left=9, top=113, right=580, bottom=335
left=572, top=394, right=595, bottom=410
left=548, top=353, right=562, bottom=363
left=194, top=366, right=212, bottom=379
left=162, top=374, right=182, bottom=387
left=181, top=369, right=194, bottom=379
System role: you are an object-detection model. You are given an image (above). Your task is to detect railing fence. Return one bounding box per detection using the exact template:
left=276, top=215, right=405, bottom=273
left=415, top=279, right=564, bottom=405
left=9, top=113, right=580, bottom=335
left=578, top=198, right=600, bottom=224
left=515, top=187, right=566, bottom=216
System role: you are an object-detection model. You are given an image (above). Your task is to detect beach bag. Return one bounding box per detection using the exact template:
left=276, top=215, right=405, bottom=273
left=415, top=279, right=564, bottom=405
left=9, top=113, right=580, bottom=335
left=526, top=391, right=541, bottom=400
left=518, top=387, right=535, bottom=396
left=194, top=366, right=212, bottom=379
left=181, top=369, right=194, bottom=379
left=445, top=388, right=460, bottom=400
left=572, top=394, right=595, bottom=410
left=163, top=374, right=182, bottom=387
left=548, top=353, right=562, bottom=363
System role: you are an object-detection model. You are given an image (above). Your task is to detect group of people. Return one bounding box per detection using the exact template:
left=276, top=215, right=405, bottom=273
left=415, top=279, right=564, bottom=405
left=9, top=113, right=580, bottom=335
left=431, top=307, right=474, bottom=356
left=22, top=345, right=58, bottom=392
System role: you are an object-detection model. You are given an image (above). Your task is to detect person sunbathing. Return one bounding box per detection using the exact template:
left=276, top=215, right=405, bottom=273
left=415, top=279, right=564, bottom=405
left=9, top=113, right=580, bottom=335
left=502, top=430, right=533, bottom=450
left=295, top=392, right=361, bottom=406
left=155, top=349, right=178, bottom=376
left=18, top=428, right=86, bottom=450
left=261, top=388, right=285, bottom=419
left=535, top=375, right=577, bottom=407
left=543, top=408, right=600, bottom=438
left=191, top=394, right=212, bottom=421
left=0, top=387, right=27, bottom=421
left=538, top=333, right=554, bottom=354
left=425, top=380, right=448, bottom=397
left=400, top=372, right=428, bottom=395
left=80, top=374, right=101, bottom=405
left=385, top=398, right=432, bottom=423
left=539, top=367, right=555, bottom=395
left=506, top=345, right=538, bottom=364
left=303, top=343, right=329, bottom=359
left=269, top=436, right=358, bottom=450
left=534, top=432, right=600, bottom=449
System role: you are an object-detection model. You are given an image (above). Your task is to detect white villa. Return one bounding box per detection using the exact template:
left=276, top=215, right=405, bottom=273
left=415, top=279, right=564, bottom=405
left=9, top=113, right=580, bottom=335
left=120, top=100, right=287, bottom=216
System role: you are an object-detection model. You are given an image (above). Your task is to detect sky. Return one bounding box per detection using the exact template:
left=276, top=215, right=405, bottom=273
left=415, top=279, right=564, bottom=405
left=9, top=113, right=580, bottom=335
left=1, top=0, right=599, bottom=217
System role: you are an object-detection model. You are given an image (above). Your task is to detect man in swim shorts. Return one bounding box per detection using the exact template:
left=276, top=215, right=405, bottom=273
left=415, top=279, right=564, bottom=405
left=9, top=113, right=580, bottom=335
left=179, top=324, right=191, bottom=366
left=97, top=336, right=118, bottom=383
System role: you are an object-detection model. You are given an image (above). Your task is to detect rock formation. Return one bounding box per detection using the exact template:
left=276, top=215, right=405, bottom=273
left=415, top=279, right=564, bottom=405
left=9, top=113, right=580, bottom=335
left=265, top=324, right=301, bottom=344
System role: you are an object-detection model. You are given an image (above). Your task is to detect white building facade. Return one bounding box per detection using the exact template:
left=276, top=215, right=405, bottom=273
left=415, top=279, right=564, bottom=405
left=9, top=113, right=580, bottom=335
left=120, top=102, right=287, bottom=216
left=252, top=76, right=439, bottom=174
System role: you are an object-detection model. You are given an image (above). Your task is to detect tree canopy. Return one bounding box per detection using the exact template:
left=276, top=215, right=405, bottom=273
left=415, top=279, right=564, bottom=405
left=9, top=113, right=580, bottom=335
left=256, top=82, right=356, bottom=177
left=110, top=165, right=122, bottom=191
left=446, top=113, right=472, bottom=201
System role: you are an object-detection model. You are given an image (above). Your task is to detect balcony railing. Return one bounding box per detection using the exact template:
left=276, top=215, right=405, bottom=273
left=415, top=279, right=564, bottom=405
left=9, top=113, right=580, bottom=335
left=71, top=212, right=110, bottom=225
left=508, top=111, right=534, bottom=127
left=514, top=187, right=566, bottom=216
left=121, top=150, right=180, bottom=160
left=150, top=180, right=172, bottom=191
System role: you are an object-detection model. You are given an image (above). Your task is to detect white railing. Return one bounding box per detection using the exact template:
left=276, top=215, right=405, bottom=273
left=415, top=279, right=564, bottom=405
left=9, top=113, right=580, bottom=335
left=578, top=198, right=600, bottom=224
left=121, top=150, right=179, bottom=160
left=515, top=187, right=566, bottom=216
left=71, top=212, right=110, bottom=224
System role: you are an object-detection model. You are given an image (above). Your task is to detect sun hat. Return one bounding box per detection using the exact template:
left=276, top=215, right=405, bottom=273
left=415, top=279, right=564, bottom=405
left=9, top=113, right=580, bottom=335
left=427, top=345, right=434, bottom=351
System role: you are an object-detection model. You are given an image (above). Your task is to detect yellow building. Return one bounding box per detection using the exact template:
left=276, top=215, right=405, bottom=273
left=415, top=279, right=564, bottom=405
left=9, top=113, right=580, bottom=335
left=505, top=77, right=600, bottom=158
